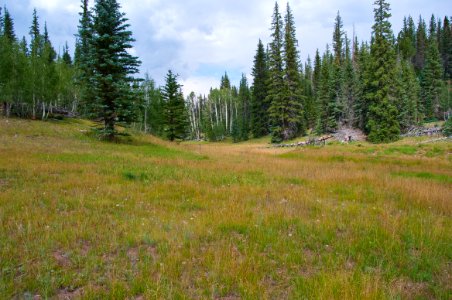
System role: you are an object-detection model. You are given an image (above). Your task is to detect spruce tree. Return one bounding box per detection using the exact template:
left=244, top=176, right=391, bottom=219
left=330, top=11, right=345, bottom=128
left=366, top=0, right=400, bottom=143
left=312, top=49, right=321, bottom=95
left=397, top=16, right=416, bottom=61
left=2, top=8, right=15, bottom=41
left=281, top=3, right=305, bottom=138
left=220, top=72, right=231, bottom=90
left=414, top=17, right=427, bottom=73
left=342, top=36, right=360, bottom=127
left=440, top=17, right=451, bottom=79
left=315, top=47, right=335, bottom=134
left=355, top=42, right=371, bottom=130
left=29, top=9, right=44, bottom=119
left=75, top=0, right=94, bottom=116
left=89, top=0, right=141, bottom=139
left=421, top=30, right=444, bottom=120
left=238, top=74, right=251, bottom=141
left=266, top=2, right=285, bottom=143
left=303, top=57, right=317, bottom=129
left=62, top=42, right=72, bottom=65
left=0, top=7, right=16, bottom=116
left=396, top=59, right=420, bottom=130
left=161, top=70, right=188, bottom=141
left=250, top=39, right=269, bottom=137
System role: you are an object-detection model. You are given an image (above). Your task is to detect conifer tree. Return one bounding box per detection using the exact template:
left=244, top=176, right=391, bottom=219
left=266, top=2, right=285, bottom=143
left=161, top=70, right=188, bottom=141
left=237, top=74, right=251, bottom=141
left=2, top=8, right=15, bottom=41
left=342, top=36, right=360, bottom=127
left=250, top=39, right=269, bottom=137
left=421, top=29, right=444, bottom=119
left=414, top=17, right=427, bottom=73
left=397, top=16, right=416, bottom=60
left=62, top=42, right=72, bottom=65
left=281, top=3, right=305, bottom=137
left=0, top=7, right=16, bottom=116
left=75, top=0, right=94, bottom=116
left=355, top=42, right=371, bottom=129
left=315, top=47, right=336, bottom=134
left=303, top=57, right=317, bottom=129
left=440, top=17, right=451, bottom=79
left=89, top=0, right=141, bottom=139
left=366, top=0, right=400, bottom=143
left=220, top=72, right=231, bottom=90
left=330, top=12, right=345, bottom=128
left=312, top=49, right=321, bottom=95
left=396, top=59, right=420, bottom=129
left=29, top=9, right=44, bottom=119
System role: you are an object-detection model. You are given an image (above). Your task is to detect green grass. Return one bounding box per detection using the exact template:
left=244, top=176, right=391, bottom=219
left=392, top=171, right=452, bottom=184
left=0, top=117, right=451, bottom=299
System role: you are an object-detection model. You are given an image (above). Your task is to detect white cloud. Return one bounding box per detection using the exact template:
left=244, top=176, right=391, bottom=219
left=180, top=76, right=218, bottom=97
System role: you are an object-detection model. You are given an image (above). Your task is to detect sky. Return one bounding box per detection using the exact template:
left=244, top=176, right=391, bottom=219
left=2, top=0, right=451, bottom=95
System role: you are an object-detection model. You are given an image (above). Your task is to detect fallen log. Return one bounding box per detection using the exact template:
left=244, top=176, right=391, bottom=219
left=271, top=135, right=334, bottom=148
left=418, top=137, right=451, bottom=144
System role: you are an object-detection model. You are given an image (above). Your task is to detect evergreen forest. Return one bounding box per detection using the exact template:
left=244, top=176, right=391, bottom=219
left=1, top=0, right=451, bottom=142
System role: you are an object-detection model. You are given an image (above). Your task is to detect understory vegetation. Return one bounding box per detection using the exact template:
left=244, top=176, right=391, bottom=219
left=0, top=117, right=450, bottom=299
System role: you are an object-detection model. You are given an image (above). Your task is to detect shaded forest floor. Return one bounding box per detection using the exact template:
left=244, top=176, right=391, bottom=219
left=0, top=117, right=451, bottom=299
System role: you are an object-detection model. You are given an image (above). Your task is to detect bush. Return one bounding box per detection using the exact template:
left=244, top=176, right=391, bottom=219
left=443, top=117, right=452, bottom=136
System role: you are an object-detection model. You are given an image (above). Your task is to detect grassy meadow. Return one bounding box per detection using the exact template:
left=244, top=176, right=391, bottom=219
left=0, top=117, right=451, bottom=299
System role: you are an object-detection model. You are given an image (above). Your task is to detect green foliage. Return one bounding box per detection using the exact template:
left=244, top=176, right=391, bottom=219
left=161, top=70, right=189, bottom=141
left=420, top=32, right=444, bottom=119
left=366, top=0, right=400, bottom=142
left=88, top=0, right=141, bottom=140
left=234, top=74, right=251, bottom=142
left=396, top=59, right=420, bottom=130
left=268, top=3, right=305, bottom=142
left=443, top=117, right=452, bottom=136
left=367, top=100, right=400, bottom=143
left=140, top=75, right=164, bottom=136
left=250, top=40, right=269, bottom=138
left=266, top=3, right=285, bottom=142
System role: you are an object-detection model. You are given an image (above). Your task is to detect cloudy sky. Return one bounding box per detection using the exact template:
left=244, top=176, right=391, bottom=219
left=2, top=0, right=451, bottom=95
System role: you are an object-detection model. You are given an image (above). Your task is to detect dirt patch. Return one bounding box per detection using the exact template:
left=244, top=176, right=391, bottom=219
left=127, top=244, right=159, bottom=264
left=145, top=245, right=158, bottom=261
left=127, top=247, right=140, bottom=263
left=56, top=287, right=83, bottom=299
left=0, top=179, right=8, bottom=189
left=334, top=127, right=367, bottom=142
left=391, top=278, right=431, bottom=298
left=215, top=295, right=241, bottom=300
left=53, top=250, right=71, bottom=267
left=80, top=242, right=91, bottom=256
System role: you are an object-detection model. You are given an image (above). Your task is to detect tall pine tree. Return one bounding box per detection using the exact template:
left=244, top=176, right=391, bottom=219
left=266, top=2, right=286, bottom=143
left=75, top=0, right=94, bottom=116
left=89, top=0, right=141, bottom=139
left=281, top=3, right=305, bottom=137
left=161, top=70, right=188, bottom=141
left=366, top=0, right=400, bottom=143
left=250, top=39, right=269, bottom=138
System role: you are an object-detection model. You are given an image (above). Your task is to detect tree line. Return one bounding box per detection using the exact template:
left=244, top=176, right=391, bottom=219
left=0, top=7, right=76, bottom=120
left=1, top=0, right=451, bottom=142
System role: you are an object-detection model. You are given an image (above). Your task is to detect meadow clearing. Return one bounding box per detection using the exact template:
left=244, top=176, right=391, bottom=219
left=0, top=117, right=451, bottom=299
